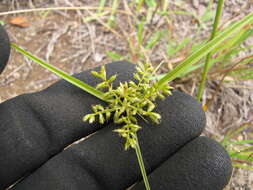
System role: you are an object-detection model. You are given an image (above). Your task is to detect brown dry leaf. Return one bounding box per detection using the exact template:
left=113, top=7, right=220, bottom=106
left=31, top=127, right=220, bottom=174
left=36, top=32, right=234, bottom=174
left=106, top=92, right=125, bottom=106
left=9, top=17, right=29, bottom=28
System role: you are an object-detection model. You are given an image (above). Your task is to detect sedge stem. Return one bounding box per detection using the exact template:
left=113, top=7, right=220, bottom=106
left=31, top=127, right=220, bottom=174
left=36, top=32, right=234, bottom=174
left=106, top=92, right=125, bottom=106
left=197, top=0, right=224, bottom=102
left=135, top=135, right=151, bottom=190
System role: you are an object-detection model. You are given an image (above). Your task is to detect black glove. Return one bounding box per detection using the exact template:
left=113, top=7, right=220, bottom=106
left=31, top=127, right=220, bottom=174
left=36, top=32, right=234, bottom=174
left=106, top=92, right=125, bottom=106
left=0, top=25, right=10, bottom=73
left=0, top=26, right=232, bottom=190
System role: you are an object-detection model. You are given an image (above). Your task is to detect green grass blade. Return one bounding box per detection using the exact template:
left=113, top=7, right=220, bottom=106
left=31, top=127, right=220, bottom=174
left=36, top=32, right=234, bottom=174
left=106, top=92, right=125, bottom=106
left=145, top=31, right=164, bottom=50
left=226, top=125, right=250, bottom=139
left=83, top=0, right=107, bottom=22
left=157, top=11, right=253, bottom=88
left=216, top=29, right=252, bottom=54
left=235, top=68, right=253, bottom=80
left=230, top=152, right=253, bottom=162
left=145, top=0, right=156, bottom=8
left=233, top=28, right=253, bottom=46
left=229, top=139, right=253, bottom=145
left=161, top=0, right=169, bottom=15
left=137, top=0, right=145, bottom=12
left=213, top=28, right=253, bottom=66
left=167, top=37, right=191, bottom=57
left=137, top=17, right=145, bottom=46
left=98, top=0, right=106, bottom=14
left=107, top=0, right=119, bottom=27
left=0, top=20, right=5, bottom=25
left=221, top=124, right=250, bottom=146
left=233, top=163, right=253, bottom=170
left=145, top=0, right=157, bottom=23
left=11, top=43, right=106, bottom=101
left=201, top=0, right=214, bottom=23
left=107, top=51, right=123, bottom=61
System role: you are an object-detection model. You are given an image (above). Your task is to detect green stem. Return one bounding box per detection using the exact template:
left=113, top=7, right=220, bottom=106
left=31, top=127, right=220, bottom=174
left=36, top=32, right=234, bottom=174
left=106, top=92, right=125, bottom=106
left=197, top=0, right=224, bottom=102
left=11, top=43, right=106, bottom=102
left=135, top=135, right=151, bottom=190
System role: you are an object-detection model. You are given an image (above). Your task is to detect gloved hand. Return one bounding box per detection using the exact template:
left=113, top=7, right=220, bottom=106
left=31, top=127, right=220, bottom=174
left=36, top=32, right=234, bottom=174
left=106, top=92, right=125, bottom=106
left=0, top=26, right=232, bottom=190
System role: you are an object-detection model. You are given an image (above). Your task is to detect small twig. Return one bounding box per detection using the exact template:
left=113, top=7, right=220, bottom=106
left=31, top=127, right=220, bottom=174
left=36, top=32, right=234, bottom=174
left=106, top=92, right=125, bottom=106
left=0, top=6, right=130, bottom=17
left=85, top=23, right=96, bottom=62
left=4, top=63, right=26, bottom=79
left=46, top=24, right=70, bottom=62
left=85, top=9, right=123, bottom=39
left=35, top=74, right=58, bottom=85
left=81, top=52, right=92, bottom=64
left=224, top=85, right=253, bottom=90
left=64, top=0, right=82, bottom=16
left=60, top=50, right=87, bottom=63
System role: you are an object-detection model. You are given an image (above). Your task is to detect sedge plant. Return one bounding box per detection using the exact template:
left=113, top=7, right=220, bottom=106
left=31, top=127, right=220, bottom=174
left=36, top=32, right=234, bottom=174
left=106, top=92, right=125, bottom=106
left=10, top=6, right=253, bottom=190
left=84, top=63, right=173, bottom=190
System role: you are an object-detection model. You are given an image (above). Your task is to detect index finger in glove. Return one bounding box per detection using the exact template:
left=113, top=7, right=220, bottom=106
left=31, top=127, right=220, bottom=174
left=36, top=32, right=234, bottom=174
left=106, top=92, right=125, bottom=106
left=0, top=61, right=135, bottom=189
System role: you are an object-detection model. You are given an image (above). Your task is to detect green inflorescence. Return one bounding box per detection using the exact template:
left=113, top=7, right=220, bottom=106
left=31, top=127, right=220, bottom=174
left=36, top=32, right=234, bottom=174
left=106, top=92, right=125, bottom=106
left=83, top=62, right=173, bottom=150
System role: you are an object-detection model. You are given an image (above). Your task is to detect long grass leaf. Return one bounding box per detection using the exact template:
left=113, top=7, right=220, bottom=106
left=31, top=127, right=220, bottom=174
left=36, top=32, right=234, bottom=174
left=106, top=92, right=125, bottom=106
left=11, top=43, right=106, bottom=101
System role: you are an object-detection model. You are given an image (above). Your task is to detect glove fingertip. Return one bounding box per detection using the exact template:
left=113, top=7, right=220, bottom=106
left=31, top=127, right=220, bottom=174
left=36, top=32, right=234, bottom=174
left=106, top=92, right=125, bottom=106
left=0, top=25, right=11, bottom=74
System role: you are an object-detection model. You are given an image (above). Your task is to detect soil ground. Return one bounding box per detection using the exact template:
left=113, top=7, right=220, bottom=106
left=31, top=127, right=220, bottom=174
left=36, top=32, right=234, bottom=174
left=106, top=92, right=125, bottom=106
left=0, top=0, right=252, bottom=189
